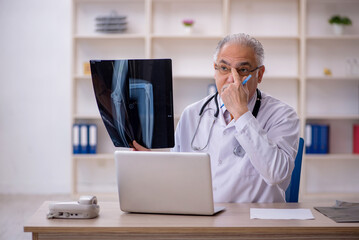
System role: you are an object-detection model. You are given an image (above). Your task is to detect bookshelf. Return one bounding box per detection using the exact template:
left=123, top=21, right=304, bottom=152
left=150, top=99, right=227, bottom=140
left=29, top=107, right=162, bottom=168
left=302, top=0, right=359, bottom=200
left=71, top=0, right=359, bottom=200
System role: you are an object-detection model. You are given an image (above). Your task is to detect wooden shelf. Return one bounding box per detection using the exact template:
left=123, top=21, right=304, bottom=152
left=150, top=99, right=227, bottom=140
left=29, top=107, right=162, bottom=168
left=151, top=34, right=223, bottom=40
left=305, top=154, right=359, bottom=161
left=263, top=76, right=299, bottom=81
left=305, top=115, right=359, bottom=120
left=306, top=35, right=359, bottom=40
left=306, top=76, right=359, bottom=81
left=74, top=114, right=101, bottom=120
left=251, top=35, right=300, bottom=40
left=74, top=34, right=146, bottom=40
left=73, top=153, right=114, bottom=160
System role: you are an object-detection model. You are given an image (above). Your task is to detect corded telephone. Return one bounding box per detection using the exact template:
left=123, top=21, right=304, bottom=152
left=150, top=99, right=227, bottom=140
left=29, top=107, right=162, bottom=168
left=47, top=196, right=100, bottom=219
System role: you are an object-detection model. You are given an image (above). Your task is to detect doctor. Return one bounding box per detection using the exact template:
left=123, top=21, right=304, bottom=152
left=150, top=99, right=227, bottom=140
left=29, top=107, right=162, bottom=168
left=133, top=33, right=300, bottom=203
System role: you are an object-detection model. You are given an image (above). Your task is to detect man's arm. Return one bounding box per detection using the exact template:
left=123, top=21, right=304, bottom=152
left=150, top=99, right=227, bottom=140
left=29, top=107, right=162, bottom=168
left=235, top=110, right=300, bottom=186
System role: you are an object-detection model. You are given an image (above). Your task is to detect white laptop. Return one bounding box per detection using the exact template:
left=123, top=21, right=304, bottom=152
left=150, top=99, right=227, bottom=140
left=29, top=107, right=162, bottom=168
left=114, top=151, right=225, bottom=215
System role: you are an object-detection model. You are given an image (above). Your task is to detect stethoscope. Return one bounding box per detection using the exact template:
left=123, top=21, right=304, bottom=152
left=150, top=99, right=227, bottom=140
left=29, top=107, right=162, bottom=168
left=191, top=88, right=262, bottom=157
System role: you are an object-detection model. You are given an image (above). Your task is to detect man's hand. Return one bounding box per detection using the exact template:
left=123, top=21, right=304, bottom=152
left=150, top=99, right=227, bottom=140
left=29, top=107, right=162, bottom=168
left=131, top=140, right=150, bottom=151
left=220, top=68, right=249, bottom=120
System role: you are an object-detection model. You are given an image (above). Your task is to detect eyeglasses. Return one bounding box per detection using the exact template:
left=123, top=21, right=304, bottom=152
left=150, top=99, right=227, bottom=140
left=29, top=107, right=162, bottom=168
left=215, top=63, right=262, bottom=77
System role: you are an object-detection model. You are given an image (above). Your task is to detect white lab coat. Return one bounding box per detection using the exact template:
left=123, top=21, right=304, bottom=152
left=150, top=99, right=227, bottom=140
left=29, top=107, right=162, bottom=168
left=173, top=90, right=300, bottom=203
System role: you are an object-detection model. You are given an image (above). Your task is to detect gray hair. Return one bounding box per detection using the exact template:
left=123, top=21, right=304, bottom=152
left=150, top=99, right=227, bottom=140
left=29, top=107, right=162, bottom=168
left=213, top=33, right=264, bottom=66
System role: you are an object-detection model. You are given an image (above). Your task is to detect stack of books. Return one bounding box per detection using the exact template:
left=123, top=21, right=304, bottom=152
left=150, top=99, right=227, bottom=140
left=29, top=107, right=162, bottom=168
left=305, top=124, right=329, bottom=154
left=95, top=11, right=127, bottom=33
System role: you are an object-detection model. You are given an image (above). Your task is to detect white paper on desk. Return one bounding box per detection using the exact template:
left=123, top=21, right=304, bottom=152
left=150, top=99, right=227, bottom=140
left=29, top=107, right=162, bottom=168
left=250, top=208, right=315, bottom=220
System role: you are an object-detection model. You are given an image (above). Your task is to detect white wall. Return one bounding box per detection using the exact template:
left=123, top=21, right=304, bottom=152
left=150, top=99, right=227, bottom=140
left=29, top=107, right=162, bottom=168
left=0, top=0, right=72, bottom=194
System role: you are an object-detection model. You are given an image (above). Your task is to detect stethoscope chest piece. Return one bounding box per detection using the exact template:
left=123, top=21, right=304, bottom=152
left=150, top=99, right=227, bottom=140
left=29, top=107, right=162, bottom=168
left=233, top=144, right=245, bottom=158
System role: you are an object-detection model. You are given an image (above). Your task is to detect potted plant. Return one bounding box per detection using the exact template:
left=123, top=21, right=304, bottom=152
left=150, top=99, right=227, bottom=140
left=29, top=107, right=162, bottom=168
left=328, top=15, right=352, bottom=35
left=182, top=19, right=195, bottom=34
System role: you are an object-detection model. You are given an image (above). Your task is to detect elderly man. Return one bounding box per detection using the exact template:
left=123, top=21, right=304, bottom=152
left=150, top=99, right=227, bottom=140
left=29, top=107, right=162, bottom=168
left=134, top=33, right=300, bottom=203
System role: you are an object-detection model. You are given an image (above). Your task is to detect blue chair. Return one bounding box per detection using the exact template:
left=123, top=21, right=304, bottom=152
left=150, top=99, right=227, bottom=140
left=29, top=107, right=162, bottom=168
left=285, top=138, right=304, bottom=203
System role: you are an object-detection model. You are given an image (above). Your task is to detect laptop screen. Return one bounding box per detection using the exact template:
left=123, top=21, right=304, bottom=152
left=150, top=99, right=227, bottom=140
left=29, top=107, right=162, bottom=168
left=90, top=59, right=174, bottom=149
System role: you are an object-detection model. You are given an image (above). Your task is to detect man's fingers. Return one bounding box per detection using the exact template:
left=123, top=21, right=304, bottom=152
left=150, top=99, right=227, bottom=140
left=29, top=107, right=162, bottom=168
left=231, top=67, right=241, bottom=85
left=132, top=140, right=150, bottom=151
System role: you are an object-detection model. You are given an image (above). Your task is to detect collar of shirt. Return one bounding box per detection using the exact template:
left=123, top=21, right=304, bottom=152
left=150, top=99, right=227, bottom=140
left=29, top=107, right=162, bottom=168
left=218, top=90, right=258, bottom=117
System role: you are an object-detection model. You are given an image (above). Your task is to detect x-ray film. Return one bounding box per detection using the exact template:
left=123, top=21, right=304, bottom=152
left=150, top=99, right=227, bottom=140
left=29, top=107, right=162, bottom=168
left=90, top=59, right=174, bottom=148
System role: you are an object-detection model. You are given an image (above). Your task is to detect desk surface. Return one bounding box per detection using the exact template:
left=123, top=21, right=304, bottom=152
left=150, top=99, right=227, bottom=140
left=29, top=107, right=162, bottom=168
left=24, top=202, right=359, bottom=240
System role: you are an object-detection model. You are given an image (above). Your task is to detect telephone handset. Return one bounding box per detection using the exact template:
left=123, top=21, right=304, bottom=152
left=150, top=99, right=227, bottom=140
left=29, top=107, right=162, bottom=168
left=47, top=196, right=100, bottom=219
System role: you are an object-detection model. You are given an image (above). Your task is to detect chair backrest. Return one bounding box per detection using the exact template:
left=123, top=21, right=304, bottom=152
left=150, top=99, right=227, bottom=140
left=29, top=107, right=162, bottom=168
left=285, top=138, right=304, bottom=202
